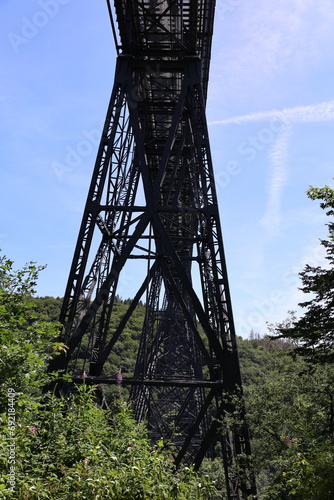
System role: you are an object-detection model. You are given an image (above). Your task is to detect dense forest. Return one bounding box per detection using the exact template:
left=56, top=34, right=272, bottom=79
left=1, top=184, right=334, bottom=498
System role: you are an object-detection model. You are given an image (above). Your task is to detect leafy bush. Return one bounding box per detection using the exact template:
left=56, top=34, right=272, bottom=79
left=0, top=253, right=215, bottom=499
left=1, top=385, right=214, bottom=499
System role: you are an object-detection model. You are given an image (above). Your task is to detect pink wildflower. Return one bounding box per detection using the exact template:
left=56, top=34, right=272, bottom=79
left=116, top=368, right=123, bottom=385
left=30, top=426, right=37, bottom=434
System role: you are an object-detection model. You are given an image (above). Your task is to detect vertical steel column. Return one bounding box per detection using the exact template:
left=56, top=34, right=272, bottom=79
left=49, top=1, right=257, bottom=498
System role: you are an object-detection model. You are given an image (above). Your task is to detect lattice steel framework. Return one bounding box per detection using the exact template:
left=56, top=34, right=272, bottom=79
left=49, top=1, right=257, bottom=498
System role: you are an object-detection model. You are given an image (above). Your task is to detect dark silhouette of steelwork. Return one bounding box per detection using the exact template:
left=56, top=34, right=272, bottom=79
left=49, top=1, right=257, bottom=497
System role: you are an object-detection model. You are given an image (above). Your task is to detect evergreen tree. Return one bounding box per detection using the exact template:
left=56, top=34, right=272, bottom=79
left=275, top=183, right=334, bottom=363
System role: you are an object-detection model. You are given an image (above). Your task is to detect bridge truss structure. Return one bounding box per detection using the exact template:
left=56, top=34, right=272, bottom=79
left=49, top=1, right=257, bottom=498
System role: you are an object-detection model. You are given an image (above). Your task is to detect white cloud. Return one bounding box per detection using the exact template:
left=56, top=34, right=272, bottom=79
left=209, top=100, right=334, bottom=126
left=210, top=100, right=334, bottom=235
left=209, top=0, right=334, bottom=110
left=260, top=124, right=292, bottom=233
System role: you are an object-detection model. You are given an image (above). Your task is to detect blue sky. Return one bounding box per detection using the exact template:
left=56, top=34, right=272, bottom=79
left=1, top=0, right=334, bottom=337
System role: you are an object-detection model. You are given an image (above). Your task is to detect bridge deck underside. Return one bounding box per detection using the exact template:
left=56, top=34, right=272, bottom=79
left=113, top=0, right=215, bottom=96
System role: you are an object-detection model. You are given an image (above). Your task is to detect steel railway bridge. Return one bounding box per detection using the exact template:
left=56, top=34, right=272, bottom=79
left=49, top=1, right=257, bottom=497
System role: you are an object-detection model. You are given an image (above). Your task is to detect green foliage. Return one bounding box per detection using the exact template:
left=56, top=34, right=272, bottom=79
left=1, top=386, right=213, bottom=499
left=250, top=181, right=334, bottom=496
left=198, top=458, right=227, bottom=500
left=0, top=255, right=60, bottom=413
left=0, top=253, right=215, bottom=499
left=277, top=443, right=334, bottom=500
left=30, top=296, right=62, bottom=323
left=238, top=335, right=334, bottom=499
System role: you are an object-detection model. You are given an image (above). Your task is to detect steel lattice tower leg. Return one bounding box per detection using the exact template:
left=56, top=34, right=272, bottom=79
left=48, top=2, right=257, bottom=497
